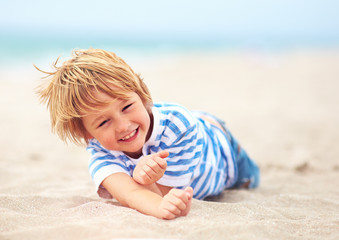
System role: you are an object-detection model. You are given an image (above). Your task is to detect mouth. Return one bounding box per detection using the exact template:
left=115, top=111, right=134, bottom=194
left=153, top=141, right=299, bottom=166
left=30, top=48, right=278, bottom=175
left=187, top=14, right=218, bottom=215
left=119, top=127, right=139, bottom=142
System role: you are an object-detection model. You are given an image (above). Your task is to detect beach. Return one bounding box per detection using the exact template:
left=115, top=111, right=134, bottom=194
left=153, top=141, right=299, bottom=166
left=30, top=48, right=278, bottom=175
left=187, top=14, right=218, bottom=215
left=0, top=49, right=338, bottom=239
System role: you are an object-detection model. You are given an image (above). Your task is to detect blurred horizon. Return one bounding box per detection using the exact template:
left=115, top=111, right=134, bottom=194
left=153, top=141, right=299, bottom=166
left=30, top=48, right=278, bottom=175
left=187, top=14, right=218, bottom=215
left=1, top=0, right=339, bottom=64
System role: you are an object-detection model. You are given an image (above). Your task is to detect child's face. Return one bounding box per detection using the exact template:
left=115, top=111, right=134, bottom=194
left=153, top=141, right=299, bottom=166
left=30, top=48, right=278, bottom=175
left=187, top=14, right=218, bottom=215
left=82, top=89, right=151, bottom=158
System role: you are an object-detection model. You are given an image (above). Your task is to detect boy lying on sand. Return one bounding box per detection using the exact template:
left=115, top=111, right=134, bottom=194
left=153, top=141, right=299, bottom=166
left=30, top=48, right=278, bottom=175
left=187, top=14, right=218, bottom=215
left=36, top=48, right=260, bottom=219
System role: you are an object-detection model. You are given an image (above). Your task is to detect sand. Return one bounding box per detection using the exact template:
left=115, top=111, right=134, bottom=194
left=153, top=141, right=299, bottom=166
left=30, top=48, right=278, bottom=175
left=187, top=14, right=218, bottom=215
left=0, top=49, right=338, bottom=240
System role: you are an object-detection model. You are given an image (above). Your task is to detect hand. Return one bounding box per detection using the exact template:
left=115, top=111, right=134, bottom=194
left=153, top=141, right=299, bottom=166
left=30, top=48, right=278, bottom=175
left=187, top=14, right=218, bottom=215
left=133, top=151, right=169, bottom=185
left=158, top=187, right=194, bottom=220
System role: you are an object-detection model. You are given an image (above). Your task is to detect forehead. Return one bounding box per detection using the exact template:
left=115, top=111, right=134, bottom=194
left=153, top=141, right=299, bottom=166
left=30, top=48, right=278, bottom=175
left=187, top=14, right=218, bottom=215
left=86, top=83, right=130, bottom=105
left=79, top=82, right=149, bottom=117
left=89, top=88, right=137, bottom=107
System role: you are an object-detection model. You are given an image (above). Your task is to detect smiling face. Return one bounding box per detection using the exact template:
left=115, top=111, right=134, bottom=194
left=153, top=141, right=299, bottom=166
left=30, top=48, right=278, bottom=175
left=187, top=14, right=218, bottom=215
left=82, top=89, right=152, bottom=159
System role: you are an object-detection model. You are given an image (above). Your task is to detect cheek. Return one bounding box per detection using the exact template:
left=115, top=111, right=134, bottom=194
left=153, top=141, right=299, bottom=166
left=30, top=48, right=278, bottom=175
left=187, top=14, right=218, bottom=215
left=98, top=132, right=115, bottom=149
left=140, top=110, right=151, bottom=128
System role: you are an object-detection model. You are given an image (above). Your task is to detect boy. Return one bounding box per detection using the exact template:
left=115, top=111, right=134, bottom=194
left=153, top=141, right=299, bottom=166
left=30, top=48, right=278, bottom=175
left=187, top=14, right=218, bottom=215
left=36, top=48, right=260, bottom=220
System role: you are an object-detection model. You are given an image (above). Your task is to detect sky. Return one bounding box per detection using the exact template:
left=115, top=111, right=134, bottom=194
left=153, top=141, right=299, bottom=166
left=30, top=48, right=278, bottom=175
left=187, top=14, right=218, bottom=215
left=1, top=0, right=339, bottom=58
left=1, top=0, right=338, bottom=36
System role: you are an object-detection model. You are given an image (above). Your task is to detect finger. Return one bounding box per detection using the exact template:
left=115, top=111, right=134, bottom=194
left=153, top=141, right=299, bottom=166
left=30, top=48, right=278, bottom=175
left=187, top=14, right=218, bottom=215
left=146, top=158, right=166, bottom=174
left=153, top=156, right=167, bottom=169
left=180, top=196, right=192, bottom=217
left=146, top=158, right=161, bottom=171
left=166, top=192, right=187, bottom=211
left=161, top=209, right=176, bottom=220
left=142, top=165, right=156, bottom=179
left=156, top=150, right=169, bottom=159
left=184, top=187, right=194, bottom=200
left=171, top=189, right=190, bottom=203
left=137, top=170, right=151, bottom=184
left=163, top=201, right=182, bottom=215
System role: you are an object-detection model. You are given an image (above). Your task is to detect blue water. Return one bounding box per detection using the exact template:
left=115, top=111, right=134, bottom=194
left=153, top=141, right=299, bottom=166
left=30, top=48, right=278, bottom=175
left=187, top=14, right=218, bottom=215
left=1, top=31, right=339, bottom=66
left=2, top=0, right=339, bottom=66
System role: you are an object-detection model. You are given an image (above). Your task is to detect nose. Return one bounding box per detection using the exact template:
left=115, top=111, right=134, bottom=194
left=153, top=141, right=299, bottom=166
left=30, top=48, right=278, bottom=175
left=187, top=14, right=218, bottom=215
left=115, top=116, right=130, bottom=133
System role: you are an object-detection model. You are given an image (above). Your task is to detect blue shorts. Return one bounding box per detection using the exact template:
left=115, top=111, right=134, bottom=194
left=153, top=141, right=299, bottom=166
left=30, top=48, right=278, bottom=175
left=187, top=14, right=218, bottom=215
left=217, top=119, right=260, bottom=189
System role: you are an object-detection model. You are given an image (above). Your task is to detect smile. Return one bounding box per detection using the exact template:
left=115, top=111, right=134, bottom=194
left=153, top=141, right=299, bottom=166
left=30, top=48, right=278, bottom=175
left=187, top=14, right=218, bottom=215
left=120, top=128, right=139, bottom=141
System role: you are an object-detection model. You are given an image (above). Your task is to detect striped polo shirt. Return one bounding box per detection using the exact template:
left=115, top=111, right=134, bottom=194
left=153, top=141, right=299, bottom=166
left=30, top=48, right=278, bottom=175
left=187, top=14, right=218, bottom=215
left=87, top=102, right=237, bottom=200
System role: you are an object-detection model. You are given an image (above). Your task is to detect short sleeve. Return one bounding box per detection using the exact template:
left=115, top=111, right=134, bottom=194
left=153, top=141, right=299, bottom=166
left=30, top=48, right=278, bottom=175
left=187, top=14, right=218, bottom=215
left=86, top=139, right=133, bottom=198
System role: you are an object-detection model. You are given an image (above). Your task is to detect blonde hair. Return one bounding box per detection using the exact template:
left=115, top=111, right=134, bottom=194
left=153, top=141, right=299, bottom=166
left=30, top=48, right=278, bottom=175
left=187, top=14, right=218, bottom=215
left=36, top=48, right=152, bottom=145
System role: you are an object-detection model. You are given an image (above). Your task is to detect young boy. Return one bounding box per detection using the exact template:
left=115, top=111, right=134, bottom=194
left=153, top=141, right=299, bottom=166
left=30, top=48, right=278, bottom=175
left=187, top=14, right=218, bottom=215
left=36, top=48, right=260, bottom=220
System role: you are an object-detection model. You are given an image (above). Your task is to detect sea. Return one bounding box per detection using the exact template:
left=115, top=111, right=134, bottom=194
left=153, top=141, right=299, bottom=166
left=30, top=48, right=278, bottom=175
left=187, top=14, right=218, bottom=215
left=1, top=30, right=339, bottom=79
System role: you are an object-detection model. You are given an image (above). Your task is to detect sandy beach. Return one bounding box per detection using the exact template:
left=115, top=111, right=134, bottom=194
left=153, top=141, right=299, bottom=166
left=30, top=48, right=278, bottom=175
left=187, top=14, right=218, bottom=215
left=0, top=49, right=338, bottom=239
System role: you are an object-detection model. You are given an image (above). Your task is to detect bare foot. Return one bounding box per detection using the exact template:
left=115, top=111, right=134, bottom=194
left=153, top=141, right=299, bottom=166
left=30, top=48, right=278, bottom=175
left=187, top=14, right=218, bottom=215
left=240, top=180, right=251, bottom=188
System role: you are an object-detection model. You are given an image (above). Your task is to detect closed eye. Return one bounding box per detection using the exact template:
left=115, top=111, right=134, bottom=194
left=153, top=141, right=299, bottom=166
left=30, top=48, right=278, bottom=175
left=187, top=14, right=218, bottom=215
left=98, top=119, right=109, bottom=128
left=122, top=103, right=132, bottom=112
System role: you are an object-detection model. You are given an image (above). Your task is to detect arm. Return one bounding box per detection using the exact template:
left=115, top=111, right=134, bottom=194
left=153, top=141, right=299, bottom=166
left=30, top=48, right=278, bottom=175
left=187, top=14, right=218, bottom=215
left=102, top=172, right=193, bottom=220
left=133, top=150, right=169, bottom=185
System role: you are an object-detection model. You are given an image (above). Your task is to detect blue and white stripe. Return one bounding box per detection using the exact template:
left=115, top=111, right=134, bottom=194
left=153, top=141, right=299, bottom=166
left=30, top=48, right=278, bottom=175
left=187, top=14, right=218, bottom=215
left=87, top=102, right=237, bottom=200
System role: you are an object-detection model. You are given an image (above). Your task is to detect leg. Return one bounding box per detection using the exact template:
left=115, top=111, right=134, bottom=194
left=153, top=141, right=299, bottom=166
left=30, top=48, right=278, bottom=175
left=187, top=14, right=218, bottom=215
left=232, top=147, right=260, bottom=189
left=216, top=120, right=260, bottom=189
left=200, top=113, right=260, bottom=189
